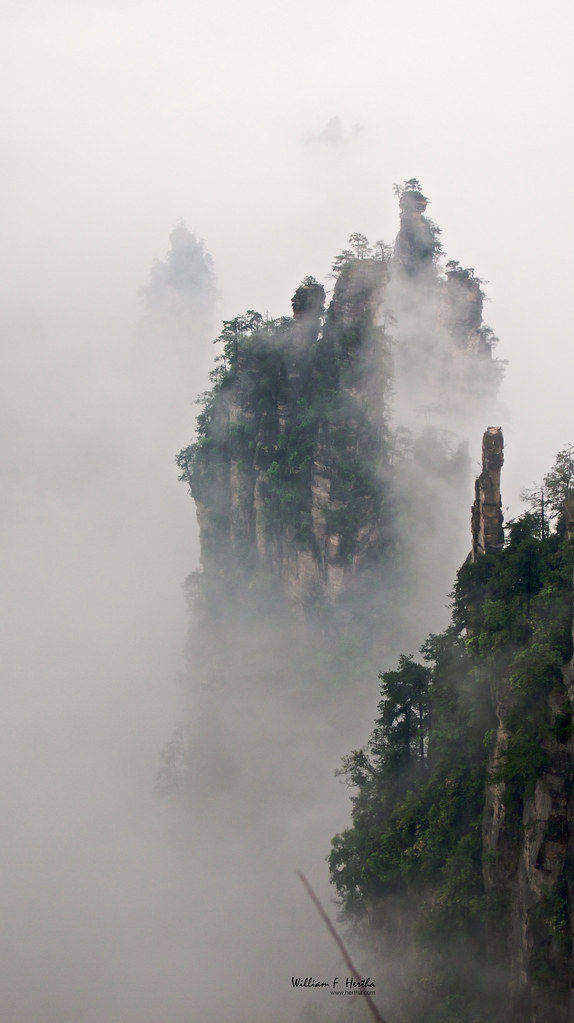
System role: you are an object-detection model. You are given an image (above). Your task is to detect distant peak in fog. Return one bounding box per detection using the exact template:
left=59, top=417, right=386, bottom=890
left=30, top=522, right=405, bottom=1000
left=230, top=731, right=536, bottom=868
left=143, top=221, right=215, bottom=300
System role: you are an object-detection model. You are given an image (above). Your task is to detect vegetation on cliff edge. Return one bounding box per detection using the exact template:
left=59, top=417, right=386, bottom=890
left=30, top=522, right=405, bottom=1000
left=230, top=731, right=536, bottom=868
left=329, top=447, right=574, bottom=1022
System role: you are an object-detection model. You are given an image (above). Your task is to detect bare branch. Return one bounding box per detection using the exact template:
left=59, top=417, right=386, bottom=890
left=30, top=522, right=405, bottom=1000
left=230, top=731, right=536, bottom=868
left=297, top=871, right=390, bottom=1023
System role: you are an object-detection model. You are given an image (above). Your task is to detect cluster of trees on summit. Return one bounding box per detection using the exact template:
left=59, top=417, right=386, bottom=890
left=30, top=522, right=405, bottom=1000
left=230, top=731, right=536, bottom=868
left=176, top=245, right=393, bottom=582
left=177, top=179, right=502, bottom=614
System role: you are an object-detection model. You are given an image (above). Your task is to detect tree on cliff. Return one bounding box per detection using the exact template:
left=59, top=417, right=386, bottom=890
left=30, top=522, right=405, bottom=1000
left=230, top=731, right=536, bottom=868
left=370, top=655, right=431, bottom=772
left=543, top=443, right=574, bottom=524
left=348, top=232, right=372, bottom=260
left=393, top=177, right=428, bottom=203
left=521, top=444, right=574, bottom=538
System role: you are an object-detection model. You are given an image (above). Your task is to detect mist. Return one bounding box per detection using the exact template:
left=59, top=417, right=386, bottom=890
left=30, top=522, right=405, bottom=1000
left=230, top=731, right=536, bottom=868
left=0, top=225, right=217, bottom=1021
left=1, top=1, right=573, bottom=1021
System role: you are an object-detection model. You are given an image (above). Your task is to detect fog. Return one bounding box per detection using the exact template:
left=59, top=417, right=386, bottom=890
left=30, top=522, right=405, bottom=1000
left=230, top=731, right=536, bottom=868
left=1, top=1, right=573, bottom=1020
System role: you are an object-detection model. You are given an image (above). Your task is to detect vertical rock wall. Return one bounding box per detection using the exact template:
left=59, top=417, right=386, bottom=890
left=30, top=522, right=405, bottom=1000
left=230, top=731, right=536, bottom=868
left=473, top=432, right=574, bottom=1021
left=471, top=426, right=504, bottom=559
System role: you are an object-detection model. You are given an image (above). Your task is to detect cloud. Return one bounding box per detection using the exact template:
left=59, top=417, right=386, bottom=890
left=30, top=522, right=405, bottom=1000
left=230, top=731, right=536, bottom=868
left=303, top=116, right=365, bottom=148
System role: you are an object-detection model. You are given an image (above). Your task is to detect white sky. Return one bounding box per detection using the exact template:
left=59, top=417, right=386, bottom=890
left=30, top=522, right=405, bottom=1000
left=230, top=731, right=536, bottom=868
left=2, top=0, right=573, bottom=504
left=0, top=2, right=573, bottom=1019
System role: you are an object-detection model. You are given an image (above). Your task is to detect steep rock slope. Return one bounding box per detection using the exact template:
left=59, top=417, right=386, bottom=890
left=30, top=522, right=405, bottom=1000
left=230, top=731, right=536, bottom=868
left=330, top=436, right=574, bottom=1023
left=177, top=181, right=500, bottom=626
left=482, top=475, right=574, bottom=1021
left=180, top=264, right=390, bottom=612
left=471, top=426, right=505, bottom=559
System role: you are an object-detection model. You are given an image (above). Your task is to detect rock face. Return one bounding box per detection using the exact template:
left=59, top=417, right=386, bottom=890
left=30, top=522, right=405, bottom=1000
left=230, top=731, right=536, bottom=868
left=178, top=261, right=393, bottom=623
left=471, top=426, right=504, bottom=559
left=393, top=185, right=438, bottom=274
left=179, top=185, right=502, bottom=626
left=443, top=266, right=484, bottom=351
left=484, top=686, right=574, bottom=1021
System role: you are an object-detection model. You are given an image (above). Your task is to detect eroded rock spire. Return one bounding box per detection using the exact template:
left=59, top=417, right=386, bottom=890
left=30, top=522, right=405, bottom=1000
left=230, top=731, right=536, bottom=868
left=471, top=426, right=504, bottom=559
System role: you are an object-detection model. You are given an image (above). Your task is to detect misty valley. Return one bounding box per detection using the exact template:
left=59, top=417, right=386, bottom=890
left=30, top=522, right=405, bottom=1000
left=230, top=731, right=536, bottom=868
left=154, top=181, right=574, bottom=1022
left=2, top=2, right=571, bottom=1021
left=3, top=179, right=572, bottom=1023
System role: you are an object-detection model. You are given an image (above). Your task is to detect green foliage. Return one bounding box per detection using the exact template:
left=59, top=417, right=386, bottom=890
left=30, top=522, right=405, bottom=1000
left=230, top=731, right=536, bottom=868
left=370, top=655, right=431, bottom=772
left=478, top=323, right=500, bottom=355
left=330, top=248, right=355, bottom=275
left=348, top=232, right=372, bottom=259
left=521, top=445, right=574, bottom=538
left=330, top=485, right=574, bottom=1020
left=177, top=258, right=393, bottom=593
left=393, top=177, right=428, bottom=203
left=329, top=643, right=487, bottom=926
left=509, top=640, right=563, bottom=696
left=491, top=728, right=548, bottom=814
left=554, top=705, right=573, bottom=744
left=260, top=430, right=314, bottom=547
left=214, top=310, right=264, bottom=368
left=445, top=260, right=484, bottom=287
left=544, top=444, right=574, bottom=524
left=330, top=232, right=391, bottom=275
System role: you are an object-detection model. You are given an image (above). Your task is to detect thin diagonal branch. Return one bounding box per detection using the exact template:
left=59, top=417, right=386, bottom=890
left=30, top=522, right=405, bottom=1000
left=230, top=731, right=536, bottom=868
left=297, top=871, right=390, bottom=1023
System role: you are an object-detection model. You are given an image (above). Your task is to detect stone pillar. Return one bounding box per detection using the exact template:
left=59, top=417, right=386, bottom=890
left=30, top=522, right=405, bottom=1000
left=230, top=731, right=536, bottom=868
left=471, top=426, right=504, bottom=559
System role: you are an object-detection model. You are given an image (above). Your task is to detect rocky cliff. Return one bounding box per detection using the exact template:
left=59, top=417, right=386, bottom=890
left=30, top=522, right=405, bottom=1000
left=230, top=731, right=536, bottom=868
left=480, top=461, right=574, bottom=1022
left=328, top=435, right=574, bottom=1023
left=466, top=432, right=574, bottom=1021
left=177, top=181, right=501, bottom=625
left=182, top=261, right=390, bottom=612
left=471, top=426, right=504, bottom=559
